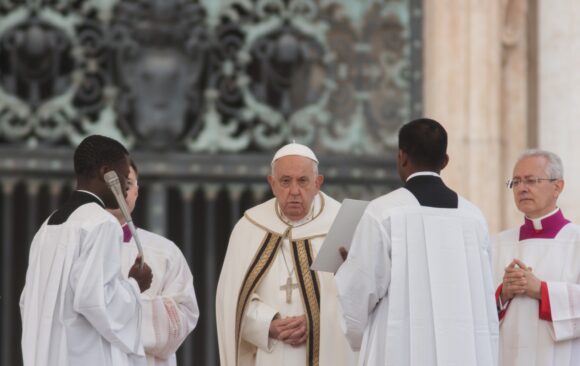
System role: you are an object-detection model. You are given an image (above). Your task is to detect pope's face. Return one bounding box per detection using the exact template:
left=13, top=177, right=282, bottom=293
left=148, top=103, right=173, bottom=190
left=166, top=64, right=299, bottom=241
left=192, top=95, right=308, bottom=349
left=268, top=156, right=323, bottom=221
left=511, top=156, right=563, bottom=218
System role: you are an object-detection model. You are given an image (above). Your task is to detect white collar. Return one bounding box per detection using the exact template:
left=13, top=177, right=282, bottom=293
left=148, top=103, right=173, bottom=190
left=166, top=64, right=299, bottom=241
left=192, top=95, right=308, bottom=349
left=527, top=207, right=560, bottom=230
left=245, top=192, right=339, bottom=240
left=77, top=190, right=105, bottom=207
left=406, top=171, right=440, bottom=182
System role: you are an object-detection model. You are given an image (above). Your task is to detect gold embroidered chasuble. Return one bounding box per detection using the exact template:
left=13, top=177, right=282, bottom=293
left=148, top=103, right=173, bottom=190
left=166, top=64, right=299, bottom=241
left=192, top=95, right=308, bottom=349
left=216, top=192, right=356, bottom=366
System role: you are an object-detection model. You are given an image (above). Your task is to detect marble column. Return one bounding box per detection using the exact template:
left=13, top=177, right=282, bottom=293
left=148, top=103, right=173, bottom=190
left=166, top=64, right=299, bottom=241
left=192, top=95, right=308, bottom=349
left=423, top=0, right=532, bottom=232
left=499, top=0, right=536, bottom=229
left=537, top=0, right=580, bottom=223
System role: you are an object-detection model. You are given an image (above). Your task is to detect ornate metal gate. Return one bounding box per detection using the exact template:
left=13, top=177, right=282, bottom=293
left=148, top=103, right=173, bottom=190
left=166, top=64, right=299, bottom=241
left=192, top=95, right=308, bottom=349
left=0, top=0, right=422, bottom=365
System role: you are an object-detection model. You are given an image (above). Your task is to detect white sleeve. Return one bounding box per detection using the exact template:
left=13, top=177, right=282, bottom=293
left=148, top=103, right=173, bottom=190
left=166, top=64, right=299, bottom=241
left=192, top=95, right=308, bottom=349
left=546, top=282, right=580, bottom=341
left=241, top=295, right=279, bottom=351
left=480, top=221, right=500, bottom=364
left=335, top=211, right=391, bottom=351
left=140, top=252, right=199, bottom=358
left=70, top=220, right=143, bottom=355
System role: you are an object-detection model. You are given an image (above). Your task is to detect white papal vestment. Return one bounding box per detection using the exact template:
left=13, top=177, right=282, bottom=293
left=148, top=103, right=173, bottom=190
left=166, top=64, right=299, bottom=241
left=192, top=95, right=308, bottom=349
left=336, top=188, right=499, bottom=366
left=216, top=192, right=357, bottom=366
left=121, top=227, right=199, bottom=366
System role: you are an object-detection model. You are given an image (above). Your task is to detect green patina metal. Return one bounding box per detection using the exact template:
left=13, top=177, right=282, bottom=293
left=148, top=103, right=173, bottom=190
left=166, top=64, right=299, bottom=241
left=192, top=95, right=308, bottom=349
left=0, top=0, right=421, bottom=155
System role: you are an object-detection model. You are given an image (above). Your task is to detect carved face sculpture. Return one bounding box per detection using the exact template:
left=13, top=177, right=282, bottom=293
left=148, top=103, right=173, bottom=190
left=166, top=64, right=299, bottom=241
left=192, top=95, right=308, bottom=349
left=111, top=0, right=207, bottom=150
left=248, top=26, right=325, bottom=119
left=123, top=48, right=191, bottom=148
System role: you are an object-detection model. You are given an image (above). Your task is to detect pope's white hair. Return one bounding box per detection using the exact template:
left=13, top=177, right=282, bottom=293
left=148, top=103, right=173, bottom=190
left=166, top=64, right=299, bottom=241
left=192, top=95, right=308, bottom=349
left=517, top=149, right=564, bottom=179
left=270, top=157, right=319, bottom=176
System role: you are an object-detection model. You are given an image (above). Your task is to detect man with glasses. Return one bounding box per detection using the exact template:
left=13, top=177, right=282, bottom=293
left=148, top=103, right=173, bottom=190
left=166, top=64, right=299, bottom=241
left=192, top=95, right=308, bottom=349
left=493, top=149, right=580, bottom=365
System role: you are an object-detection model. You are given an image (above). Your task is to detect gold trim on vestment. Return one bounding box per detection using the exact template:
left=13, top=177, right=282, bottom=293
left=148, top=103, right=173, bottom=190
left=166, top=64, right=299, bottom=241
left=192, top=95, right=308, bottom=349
left=244, top=193, right=328, bottom=240
left=234, top=232, right=322, bottom=366
left=244, top=214, right=285, bottom=237
left=290, top=239, right=321, bottom=366
left=235, top=194, right=327, bottom=365
left=243, top=214, right=328, bottom=242
left=235, top=232, right=282, bottom=365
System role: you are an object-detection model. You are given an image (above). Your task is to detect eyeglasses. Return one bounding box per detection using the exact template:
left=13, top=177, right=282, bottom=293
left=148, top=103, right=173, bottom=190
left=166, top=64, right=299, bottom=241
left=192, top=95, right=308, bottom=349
left=505, top=177, right=558, bottom=189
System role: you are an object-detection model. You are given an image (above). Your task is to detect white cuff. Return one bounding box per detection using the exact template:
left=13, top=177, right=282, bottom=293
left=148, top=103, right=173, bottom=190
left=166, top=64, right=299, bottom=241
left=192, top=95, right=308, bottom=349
left=498, top=293, right=509, bottom=311
left=241, top=300, right=279, bottom=352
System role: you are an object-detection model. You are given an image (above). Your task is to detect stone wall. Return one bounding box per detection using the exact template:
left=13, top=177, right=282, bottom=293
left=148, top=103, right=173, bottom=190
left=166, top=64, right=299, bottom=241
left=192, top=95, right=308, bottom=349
left=423, top=0, right=531, bottom=233
left=424, top=0, right=580, bottom=232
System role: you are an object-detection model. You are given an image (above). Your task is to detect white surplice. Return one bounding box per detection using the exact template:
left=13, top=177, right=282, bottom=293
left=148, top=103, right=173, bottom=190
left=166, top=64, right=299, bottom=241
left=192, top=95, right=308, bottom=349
left=336, top=188, right=499, bottom=366
left=121, top=227, right=199, bottom=366
left=20, top=200, right=145, bottom=366
left=492, top=224, right=580, bottom=365
left=216, top=192, right=357, bottom=366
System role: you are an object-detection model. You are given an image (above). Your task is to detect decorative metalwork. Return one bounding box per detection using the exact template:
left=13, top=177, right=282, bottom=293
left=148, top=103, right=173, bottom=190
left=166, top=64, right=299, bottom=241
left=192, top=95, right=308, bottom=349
left=0, top=1, right=118, bottom=145
left=0, top=0, right=421, bottom=155
left=0, top=2, right=421, bottom=365
left=0, top=146, right=401, bottom=366
left=110, top=0, right=210, bottom=150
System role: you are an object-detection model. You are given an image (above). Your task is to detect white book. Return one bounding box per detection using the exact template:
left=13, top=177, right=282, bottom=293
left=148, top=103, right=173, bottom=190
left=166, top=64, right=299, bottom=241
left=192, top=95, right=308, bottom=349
left=310, top=198, right=369, bottom=273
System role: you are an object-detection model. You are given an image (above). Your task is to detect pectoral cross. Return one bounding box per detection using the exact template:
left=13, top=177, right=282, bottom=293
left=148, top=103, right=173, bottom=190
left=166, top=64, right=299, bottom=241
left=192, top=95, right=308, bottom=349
left=280, top=276, right=299, bottom=304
